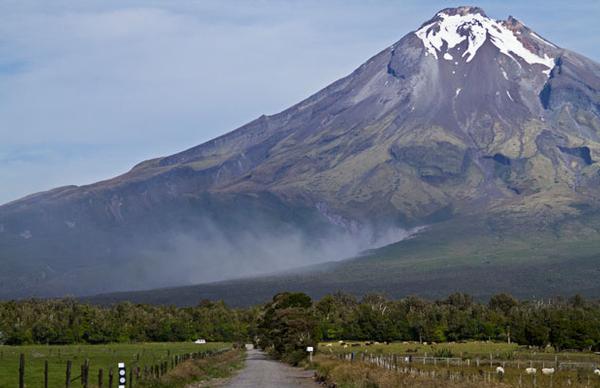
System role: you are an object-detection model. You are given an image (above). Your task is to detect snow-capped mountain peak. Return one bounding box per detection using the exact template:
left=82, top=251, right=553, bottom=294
left=415, top=6, right=555, bottom=74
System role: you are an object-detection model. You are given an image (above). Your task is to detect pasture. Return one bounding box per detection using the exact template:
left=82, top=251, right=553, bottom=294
left=0, top=342, right=230, bottom=388
left=320, top=340, right=600, bottom=364
left=316, top=341, right=600, bottom=387
left=314, top=353, right=600, bottom=387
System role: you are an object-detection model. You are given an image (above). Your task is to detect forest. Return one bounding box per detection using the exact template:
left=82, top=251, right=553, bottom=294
left=2, top=293, right=600, bottom=356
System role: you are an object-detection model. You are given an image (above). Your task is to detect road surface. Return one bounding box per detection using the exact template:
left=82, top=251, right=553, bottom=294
left=224, top=349, right=318, bottom=387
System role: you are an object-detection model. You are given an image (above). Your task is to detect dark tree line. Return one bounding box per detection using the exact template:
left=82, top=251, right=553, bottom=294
left=0, top=299, right=256, bottom=345
left=313, top=292, right=600, bottom=351
left=2, top=293, right=600, bottom=354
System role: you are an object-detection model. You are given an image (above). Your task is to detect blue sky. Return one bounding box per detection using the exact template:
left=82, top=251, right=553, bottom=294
left=1, top=0, right=599, bottom=205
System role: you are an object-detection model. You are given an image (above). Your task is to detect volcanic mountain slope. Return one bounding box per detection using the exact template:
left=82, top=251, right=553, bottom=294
left=3, top=6, right=600, bottom=299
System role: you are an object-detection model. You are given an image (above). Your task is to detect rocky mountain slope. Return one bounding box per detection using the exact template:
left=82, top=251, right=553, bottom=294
left=2, top=6, right=600, bottom=299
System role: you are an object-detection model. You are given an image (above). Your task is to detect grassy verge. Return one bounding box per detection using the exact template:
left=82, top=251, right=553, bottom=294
left=0, top=342, right=230, bottom=388
left=138, top=348, right=245, bottom=387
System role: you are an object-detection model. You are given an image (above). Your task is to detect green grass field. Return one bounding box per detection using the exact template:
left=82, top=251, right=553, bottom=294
left=0, top=342, right=230, bottom=388
left=320, top=340, right=600, bottom=363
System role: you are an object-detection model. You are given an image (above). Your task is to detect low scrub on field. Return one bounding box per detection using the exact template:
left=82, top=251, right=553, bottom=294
left=312, top=355, right=509, bottom=388
left=311, top=354, right=600, bottom=388
left=139, top=349, right=244, bottom=388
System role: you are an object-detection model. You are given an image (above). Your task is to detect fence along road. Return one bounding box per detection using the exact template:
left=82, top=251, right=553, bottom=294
left=335, top=351, right=600, bottom=370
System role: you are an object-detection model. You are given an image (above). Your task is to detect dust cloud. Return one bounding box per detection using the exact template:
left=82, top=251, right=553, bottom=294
left=130, top=217, right=423, bottom=289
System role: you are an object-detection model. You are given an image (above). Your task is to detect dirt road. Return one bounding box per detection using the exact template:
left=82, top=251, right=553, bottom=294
left=224, top=349, right=318, bottom=387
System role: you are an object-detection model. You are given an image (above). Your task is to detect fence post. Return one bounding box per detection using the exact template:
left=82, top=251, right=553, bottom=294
left=66, top=360, right=72, bottom=388
left=45, top=360, right=49, bottom=388
left=98, top=369, right=103, bottom=388
left=84, top=359, right=89, bottom=388
left=19, top=353, right=25, bottom=388
left=108, top=368, right=113, bottom=388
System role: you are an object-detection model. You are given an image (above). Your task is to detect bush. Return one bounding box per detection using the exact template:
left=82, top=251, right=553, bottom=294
left=433, top=348, right=454, bottom=358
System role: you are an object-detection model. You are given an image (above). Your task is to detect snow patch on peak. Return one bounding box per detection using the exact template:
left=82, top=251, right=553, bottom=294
left=443, top=52, right=453, bottom=60
left=415, top=11, right=555, bottom=75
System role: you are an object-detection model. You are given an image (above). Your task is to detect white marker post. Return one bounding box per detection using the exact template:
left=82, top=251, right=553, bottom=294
left=118, top=362, right=126, bottom=388
left=306, top=346, right=314, bottom=362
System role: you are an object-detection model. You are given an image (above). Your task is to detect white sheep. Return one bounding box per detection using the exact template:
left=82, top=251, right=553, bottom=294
left=541, top=367, right=555, bottom=375
left=496, top=366, right=505, bottom=375
left=594, top=368, right=600, bottom=376
left=525, top=367, right=537, bottom=375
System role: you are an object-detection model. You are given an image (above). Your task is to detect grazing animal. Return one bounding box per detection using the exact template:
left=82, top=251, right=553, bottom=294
left=594, top=368, right=600, bottom=376
left=525, top=367, right=537, bottom=375
left=496, top=366, right=505, bottom=375
left=542, top=368, right=555, bottom=375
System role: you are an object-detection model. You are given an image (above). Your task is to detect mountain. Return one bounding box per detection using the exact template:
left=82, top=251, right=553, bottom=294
left=3, top=6, right=600, bottom=300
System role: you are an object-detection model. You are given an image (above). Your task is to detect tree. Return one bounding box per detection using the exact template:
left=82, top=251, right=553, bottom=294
left=489, top=293, right=518, bottom=315
left=257, top=293, right=320, bottom=365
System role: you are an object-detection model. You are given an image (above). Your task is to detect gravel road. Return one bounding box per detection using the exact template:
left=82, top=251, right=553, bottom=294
left=224, top=349, right=318, bottom=387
